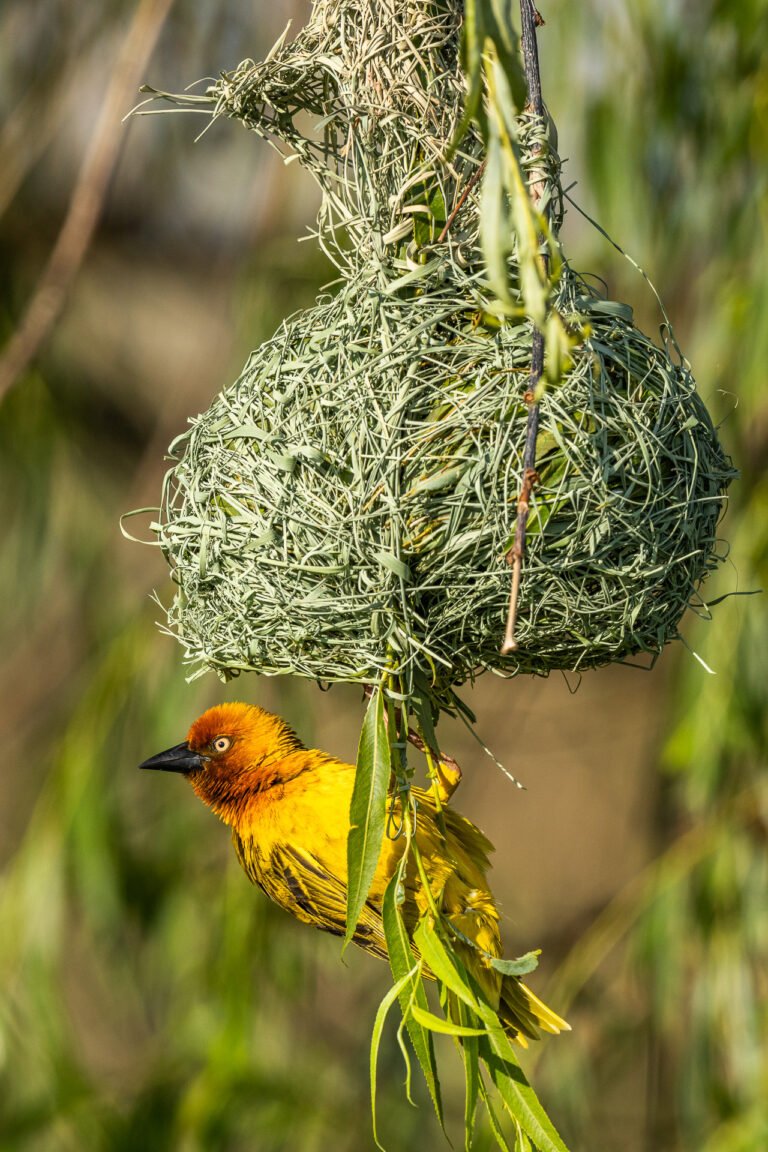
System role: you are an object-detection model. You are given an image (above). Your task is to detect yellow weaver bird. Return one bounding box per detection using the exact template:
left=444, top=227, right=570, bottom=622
left=140, top=702, right=568, bottom=1044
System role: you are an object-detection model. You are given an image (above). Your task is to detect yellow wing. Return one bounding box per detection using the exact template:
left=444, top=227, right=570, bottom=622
left=233, top=831, right=390, bottom=960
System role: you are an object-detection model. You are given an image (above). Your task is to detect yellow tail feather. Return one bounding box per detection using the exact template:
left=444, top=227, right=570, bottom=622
left=500, top=976, right=571, bottom=1042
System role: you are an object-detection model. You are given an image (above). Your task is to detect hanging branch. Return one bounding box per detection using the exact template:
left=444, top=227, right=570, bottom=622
left=501, top=0, right=548, bottom=655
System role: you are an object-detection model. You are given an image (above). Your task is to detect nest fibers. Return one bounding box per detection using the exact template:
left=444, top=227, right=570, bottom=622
left=147, top=0, right=733, bottom=700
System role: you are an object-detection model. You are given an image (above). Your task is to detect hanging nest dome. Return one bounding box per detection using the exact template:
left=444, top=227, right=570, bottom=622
left=159, top=267, right=731, bottom=694
left=147, top=0, right=733, bottom=702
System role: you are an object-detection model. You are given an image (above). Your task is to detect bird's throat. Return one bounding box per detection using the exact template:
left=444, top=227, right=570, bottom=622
left=189, top=752, right=316, bottom=828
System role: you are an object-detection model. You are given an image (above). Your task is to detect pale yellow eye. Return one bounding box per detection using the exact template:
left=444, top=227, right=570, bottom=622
left=212, top=736, right=231, bottom=754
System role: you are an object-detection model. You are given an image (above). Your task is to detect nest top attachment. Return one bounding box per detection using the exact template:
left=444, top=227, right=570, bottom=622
left=148, top=0, right=733, bottom=702
left=178, top=0, right=561, bottom=275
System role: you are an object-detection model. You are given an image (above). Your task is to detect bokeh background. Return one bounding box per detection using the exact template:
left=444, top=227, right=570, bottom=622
left=1, top=1, right=766, bottom=1150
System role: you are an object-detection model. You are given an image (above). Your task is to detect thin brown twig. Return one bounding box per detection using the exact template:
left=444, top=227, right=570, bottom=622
left=437, top=158, right=487, bottom=244
left=501, top=0, right=548, bottom=655
left=0, top=0, right=176, bottom=403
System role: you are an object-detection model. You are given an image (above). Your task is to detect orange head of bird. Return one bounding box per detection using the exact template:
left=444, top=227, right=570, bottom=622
left=139, top=702, right=304, bottom=822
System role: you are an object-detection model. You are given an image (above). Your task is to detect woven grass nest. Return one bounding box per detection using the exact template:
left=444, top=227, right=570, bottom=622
left=149, top=0, right=733, bottom=703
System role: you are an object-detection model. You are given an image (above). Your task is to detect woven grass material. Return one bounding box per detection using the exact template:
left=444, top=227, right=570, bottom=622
left=196, top=0, right=482, bottom=274
left=151, top=0, right=733, bottom=700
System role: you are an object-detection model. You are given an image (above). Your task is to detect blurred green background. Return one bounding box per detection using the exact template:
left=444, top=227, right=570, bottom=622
left=1, top=1, right=765, bottom=1149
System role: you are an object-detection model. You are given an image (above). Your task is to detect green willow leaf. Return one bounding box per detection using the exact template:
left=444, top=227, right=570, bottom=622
left=480, top=46, right=550, bottom=324
left=410, top=1004, right=488, bottom=1037
left=345, top=686, right=391, bottom=948
left=456, top=1000, right=481, bottom=1152
left=479, top=1027, right=570, bottom=1152
left=382, top=873, right=444, bottom=1127
left=480, top=1075, right=516, bottom=1152
left=514, top=1121, right=533, bottom=1152
left=480, top=134, right=513, bottom=306
left=544, top=312, right=577, bottom=385
left=488, top=949, right=541, bottom=977
left=451, top=0, right=485, bottom=153
left=480, top=0, right=525, bottom=106
left=414, top=919, right=570, bottom=1152
left=370, top=969, right=415, bottom=1151
left=412, top=919, right=481, bottom=1013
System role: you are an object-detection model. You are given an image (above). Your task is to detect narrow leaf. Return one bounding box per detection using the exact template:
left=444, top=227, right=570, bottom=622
left=479, top=1027, right=571, bottom=1152
left=370, top=970, right=415, bottom=1151
left=450, top=0, right=485, bottom=153
left=415, top=921, right=570, bottom=1151
left=410, top=1004, right=488, bottom=1037
left=395, top=1014, right=416, bottom=1106
left=413, top=918, right=481, bottom=1013
left=382, top=874, right=444, bottom=1126
left=456, top=1000, right=481, bottom=1152
left=345, top=686, right=391, bottom=947
left=514, top=1121, right=533, bottom=1152
left=479, top=1075, right=515, bottom=1152
left=488, top=950, right=541, bottom=977
left=483, top=0, right=526, bottom=105
left=480, top=134, right=512, bottom=305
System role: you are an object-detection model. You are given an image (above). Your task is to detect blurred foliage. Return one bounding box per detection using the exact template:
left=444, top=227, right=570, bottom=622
left=0, top=1, right=765, bottom=1150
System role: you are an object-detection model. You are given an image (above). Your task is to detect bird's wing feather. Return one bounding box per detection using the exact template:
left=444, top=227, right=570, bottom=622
left=235, top=831, right=389, bottom=960
left=276, top=843, right=390, bottom=959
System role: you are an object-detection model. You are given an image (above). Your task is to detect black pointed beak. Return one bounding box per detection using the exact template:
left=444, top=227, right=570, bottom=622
left=139, top=741, right=205, bottom=776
